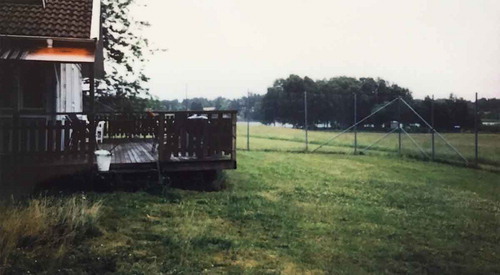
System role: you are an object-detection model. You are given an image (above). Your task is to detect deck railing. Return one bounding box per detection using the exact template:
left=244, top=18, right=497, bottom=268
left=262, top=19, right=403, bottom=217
left=0, top=110, right=237, bottom=164
left=0, top=116, right=93, bottom=163
left=157, top=111, right=236, bottom=161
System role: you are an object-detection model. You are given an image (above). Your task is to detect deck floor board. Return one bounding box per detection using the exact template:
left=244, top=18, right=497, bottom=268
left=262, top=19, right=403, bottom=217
left=129, top=144, right=142, bottom=163
left=3, top=139, right=235, bottom=173
left=101, top=140, right=158, bottom=164
left=14, top=140, right=231, bottom=167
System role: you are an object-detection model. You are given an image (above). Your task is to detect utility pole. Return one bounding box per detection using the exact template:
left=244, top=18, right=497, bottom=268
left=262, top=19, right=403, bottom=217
left=353, top=93, right=357, bottom=154
left=185, top=84, right=188, bottom=111
left=247, top=90, right=250, bottom=151
left=431, top=95, right=435, bottom=161
left=304, top=90, right=308, bottom=151
left=475, top=92, right=478, bottom=166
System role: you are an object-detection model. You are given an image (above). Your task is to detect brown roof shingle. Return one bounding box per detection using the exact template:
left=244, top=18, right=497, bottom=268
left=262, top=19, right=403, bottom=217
left=0, top=0, right=93, bottom=39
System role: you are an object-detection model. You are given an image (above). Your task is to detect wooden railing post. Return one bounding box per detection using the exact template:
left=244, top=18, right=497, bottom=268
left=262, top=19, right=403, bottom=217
left=87, top=64, right=96, bottom=165
left=158, top=113, right=165, bottom=161
left=232, top=111, right=237, bottom=162
left=12, top=113, right=20, bottom=157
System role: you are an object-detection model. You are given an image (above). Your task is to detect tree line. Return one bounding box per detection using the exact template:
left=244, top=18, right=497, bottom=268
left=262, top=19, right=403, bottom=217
left=153, top=95, right=265, bottom=122
left=260, top=75, right=413, bottom=129
left=167, top=75, right=499, bottom=132
left=260, top=75, right=500, bottom=132
left=96, top=75, right=498, bottom=132
left=203, top=75, right=488, bottom=132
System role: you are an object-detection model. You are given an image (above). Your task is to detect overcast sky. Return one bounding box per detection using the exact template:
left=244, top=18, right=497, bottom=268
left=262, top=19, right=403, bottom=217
left=133, top=0, right=500, bottom=101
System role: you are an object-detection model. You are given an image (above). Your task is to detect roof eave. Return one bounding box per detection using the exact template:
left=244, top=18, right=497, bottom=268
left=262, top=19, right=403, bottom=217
left=0, top=34, right=95, bottom=43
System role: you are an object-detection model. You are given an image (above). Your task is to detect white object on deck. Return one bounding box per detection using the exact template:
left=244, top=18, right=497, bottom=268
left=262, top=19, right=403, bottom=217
left=95, top=150, right=112, bottom=172
left=188, top=114, right=208, bottom=120
left=96, top=121, right=105, bottom=143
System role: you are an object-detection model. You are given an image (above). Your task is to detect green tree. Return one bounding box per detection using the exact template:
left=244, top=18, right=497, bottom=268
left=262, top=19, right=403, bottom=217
left=190, top=101, right=204, bottom=111
left=259, top=75, right=415, bottom=129
left=101, top=0, right=152, bottom=101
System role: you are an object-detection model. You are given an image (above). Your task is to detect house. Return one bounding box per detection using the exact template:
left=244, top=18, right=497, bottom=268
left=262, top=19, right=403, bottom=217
left=0, top=0, right=103, bottom=195
left=0, top=0, right=102, bottom=117
left=0, top=0, right=236, bottom=196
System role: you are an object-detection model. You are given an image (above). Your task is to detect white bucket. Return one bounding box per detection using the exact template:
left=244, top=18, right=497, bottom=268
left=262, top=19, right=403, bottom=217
left=95, top=150, right=112, bottom=172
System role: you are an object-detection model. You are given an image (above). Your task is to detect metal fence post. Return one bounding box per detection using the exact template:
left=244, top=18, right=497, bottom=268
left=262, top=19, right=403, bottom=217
left=247, top=91, right=250, bottom=151
left=431, top=95, right=435, bottom=161
left=354, top=93, right=357, bottom=154
left=304, top=90, right=308, bottom=152
left=475, top=92, right=478, bottom=166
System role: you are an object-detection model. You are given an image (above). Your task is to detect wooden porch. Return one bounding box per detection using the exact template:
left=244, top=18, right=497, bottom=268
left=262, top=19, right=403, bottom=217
left=0, top=110, right=237, bottom=175
left=99, top=139, right=236, bottom=172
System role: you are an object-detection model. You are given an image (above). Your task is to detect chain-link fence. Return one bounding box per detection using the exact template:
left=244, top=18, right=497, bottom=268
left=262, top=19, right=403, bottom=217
left=237, top=96, right=499, bottom=170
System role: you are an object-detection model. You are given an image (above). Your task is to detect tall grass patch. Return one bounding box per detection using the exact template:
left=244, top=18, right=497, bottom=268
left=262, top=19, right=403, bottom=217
left=0, top=195, right=102, bottom=272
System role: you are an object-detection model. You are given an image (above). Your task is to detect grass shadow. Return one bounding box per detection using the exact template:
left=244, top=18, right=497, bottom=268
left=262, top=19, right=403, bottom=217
left=166, top=170, right=228, bottom=192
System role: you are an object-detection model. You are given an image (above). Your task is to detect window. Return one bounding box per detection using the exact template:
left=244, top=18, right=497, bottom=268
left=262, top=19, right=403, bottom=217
left=0, top=63, right=51, bottom=110
left=0, top=64, right=16, bottom=109
left=20, top=63, right=48, bottom=109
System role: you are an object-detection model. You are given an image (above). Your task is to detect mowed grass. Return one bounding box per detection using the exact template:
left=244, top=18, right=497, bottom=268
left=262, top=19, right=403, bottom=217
left=237, top=124, right=500, bottom=168
left=3, top=150, right=499, bottom=273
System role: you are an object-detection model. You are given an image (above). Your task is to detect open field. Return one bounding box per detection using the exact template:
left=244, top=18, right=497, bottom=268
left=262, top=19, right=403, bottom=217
left=237, top=124, right=500, bottom=168
left=2, top=148, right=499, bottom=273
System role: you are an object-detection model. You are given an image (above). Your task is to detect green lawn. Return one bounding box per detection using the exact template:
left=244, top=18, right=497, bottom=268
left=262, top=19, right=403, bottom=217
left=3, top=149, right=499, bottom=273
left=237, top=124, right=500, bottom=168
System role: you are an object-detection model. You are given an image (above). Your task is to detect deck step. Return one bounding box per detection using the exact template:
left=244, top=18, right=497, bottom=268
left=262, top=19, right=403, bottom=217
left=97, top=168, right=159, bottom=174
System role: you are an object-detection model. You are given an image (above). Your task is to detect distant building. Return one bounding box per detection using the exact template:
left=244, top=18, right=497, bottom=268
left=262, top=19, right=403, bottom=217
left=390, top=121, right=401, bottom=129
left=482, top=120, right=500, bottom=126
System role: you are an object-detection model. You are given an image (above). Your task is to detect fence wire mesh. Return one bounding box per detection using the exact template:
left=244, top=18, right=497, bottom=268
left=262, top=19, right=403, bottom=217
left=237, top=123, right=500, bottom=170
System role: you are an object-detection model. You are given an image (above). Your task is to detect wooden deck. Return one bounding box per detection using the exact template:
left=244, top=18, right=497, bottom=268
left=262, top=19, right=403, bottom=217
left=98, top=139, right=233, bottom=164
left=95, top=140, right=235, bottom=172
left=99, top=140, right=157, bottom=164
left=0, top=110, right=237, bottom=178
